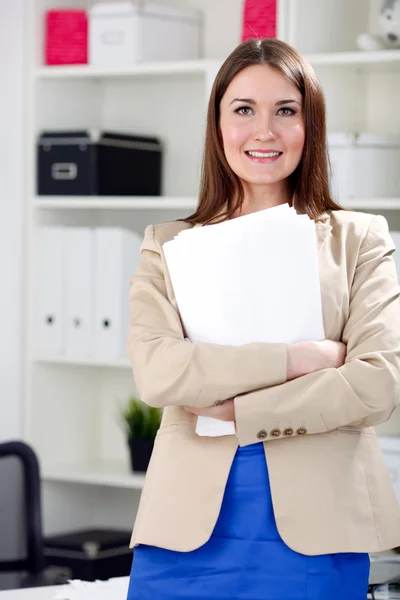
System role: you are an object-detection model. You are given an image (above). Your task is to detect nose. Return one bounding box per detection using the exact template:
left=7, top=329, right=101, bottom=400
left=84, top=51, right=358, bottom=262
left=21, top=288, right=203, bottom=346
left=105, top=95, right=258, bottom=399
left=388, top=32, right=398, bottom=41
left=253, top=113, right=277, bottom=141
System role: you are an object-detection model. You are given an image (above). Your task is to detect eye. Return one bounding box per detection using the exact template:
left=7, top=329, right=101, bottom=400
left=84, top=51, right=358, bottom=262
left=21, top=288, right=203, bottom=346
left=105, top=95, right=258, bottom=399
left=234, top=106, right=253, bottom=116
left=277, top=106, right=296, bottom=116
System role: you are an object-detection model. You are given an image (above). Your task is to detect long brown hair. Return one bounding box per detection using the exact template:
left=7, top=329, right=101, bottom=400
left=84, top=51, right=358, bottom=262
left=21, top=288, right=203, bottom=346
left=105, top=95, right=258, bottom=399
left=184, top=38, right=344, bottom=225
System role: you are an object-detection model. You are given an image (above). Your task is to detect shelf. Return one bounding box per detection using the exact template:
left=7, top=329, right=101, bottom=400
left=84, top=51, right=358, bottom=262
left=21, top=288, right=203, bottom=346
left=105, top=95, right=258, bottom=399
left=306, top=49, right=400, bottom=67
left=33, top=59, right=221, bottom=80
left=34, top=196, right=197, bottom=210
left=343, top=198, right=400, bottom=210
left=34, top=197, right=400, bottom=211
left=42, top=461, right=145, bottom=489
left=35, top=356, right=131, bottom=368
left=32, top=51, right=400, bottom=81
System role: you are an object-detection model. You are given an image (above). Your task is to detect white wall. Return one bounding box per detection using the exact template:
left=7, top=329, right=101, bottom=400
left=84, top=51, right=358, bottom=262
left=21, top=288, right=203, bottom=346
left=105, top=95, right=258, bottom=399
left=0, top=0, right=25, bottom=440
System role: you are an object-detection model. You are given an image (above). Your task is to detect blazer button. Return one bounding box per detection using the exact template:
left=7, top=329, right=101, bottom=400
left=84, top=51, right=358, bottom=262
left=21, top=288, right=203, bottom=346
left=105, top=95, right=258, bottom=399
left=296, top=427, right=308, bottom=436
left=257, top=429, right=268, bottom=440
left=283, top=428, right=294, bottom=436
left=270, top=429, right=281, bottom=437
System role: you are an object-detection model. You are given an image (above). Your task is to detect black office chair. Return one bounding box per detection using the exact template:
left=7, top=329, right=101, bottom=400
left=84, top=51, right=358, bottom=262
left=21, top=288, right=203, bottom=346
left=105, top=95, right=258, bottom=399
left=0, top=440, right=69, bottom=589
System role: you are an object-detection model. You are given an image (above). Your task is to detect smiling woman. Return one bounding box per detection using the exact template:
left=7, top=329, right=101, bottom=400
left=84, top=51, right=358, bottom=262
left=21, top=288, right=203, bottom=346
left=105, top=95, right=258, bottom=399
left=126, top=37, right=400, bottom=600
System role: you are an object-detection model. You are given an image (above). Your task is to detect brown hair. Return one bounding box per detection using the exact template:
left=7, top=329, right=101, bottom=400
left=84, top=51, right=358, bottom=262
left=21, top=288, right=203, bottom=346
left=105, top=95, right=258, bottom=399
left=184, top=38, right=344, bottom=225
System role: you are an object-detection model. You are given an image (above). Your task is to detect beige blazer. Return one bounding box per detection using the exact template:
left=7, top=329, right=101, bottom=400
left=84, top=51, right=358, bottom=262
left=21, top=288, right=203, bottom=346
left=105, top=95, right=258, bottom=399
left=127, top=209, right=400, bottom=556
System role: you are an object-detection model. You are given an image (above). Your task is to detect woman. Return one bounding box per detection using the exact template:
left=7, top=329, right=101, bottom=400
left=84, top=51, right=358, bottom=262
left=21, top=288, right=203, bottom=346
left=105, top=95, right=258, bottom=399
left=126, top=38, right=400, bottom=600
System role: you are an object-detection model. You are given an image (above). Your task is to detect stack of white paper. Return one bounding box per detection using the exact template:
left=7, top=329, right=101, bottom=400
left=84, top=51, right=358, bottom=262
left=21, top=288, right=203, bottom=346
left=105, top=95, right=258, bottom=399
left=163, top=204, right=325, bottom=437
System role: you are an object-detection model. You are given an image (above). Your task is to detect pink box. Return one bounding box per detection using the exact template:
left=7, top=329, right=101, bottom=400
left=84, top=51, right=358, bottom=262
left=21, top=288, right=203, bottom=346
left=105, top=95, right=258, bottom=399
left=45, top=10, right=88, bottom=65
left=241, top=0, right=277, bottom=42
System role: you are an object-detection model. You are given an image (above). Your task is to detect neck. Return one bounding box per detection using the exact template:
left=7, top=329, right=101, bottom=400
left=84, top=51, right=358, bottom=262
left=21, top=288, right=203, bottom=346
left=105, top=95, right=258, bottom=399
left=237, top=181, right=292, bottom=217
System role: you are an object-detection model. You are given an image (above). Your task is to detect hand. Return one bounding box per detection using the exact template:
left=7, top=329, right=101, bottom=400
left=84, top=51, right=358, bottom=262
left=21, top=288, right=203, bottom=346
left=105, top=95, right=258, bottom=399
left=183, top=399, right=235, bottom=421
left=287, top=340, right=347, bottom=380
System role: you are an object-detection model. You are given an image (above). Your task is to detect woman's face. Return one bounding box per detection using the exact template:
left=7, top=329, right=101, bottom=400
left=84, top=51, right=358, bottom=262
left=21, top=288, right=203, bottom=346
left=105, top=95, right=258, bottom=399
left=219, top=64, right=305, bottom=196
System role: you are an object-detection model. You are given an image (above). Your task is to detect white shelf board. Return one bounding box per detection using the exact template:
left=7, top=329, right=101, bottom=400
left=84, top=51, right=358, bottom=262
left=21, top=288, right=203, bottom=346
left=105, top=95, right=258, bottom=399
left=32, top=51, right=400, bottom=81
left=42, top=460, right=145, bottom=489
left=343, top=198, right=400, bottom=210
left=34, top=197, right=400, bottom=211
left=306, top=49, right=400, bottom=66
left=35, top=356, right=131, bottom=368
left=34, top=196, right=197, bottom=210
left=33, top=59, right=220, bottom=80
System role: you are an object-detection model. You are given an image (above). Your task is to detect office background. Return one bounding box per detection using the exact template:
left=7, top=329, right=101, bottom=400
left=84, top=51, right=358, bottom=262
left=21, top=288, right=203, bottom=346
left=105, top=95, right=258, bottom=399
left=2, top=0, right=400, bottom=584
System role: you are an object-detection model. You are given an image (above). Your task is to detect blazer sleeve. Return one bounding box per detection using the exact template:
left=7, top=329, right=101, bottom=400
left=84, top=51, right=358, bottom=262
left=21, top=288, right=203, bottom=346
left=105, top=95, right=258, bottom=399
left=234, top=215, right=400, bottom=446
left=127, top=224, right=288, bottom=408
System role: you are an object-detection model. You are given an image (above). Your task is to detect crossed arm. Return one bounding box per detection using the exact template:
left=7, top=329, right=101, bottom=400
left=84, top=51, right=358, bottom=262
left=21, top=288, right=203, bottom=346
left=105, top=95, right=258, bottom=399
left=128, top=217, right=400, bottom=446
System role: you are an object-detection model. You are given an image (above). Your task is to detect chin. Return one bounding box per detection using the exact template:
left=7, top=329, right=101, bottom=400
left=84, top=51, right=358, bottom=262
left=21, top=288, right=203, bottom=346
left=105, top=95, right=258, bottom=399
left=243, top=175, right=286, bottom=186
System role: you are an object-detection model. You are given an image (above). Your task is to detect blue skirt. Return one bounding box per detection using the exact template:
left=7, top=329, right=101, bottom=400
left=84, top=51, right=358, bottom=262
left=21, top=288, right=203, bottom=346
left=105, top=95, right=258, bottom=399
left=127, top=442, right=370, bottom=600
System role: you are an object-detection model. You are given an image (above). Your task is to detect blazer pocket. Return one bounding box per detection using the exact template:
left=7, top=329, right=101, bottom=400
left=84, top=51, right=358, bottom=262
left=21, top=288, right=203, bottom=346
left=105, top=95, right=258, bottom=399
left=156, top=424, right=179, bottom=436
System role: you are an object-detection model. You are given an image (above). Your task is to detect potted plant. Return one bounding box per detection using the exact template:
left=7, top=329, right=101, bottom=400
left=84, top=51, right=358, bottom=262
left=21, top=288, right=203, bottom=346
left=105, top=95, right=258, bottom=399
left=121, top=395, right=162, bottom=472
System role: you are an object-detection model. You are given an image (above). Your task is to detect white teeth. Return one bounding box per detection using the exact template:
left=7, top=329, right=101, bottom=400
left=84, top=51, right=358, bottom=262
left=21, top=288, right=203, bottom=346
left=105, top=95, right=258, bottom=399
left=247, top=151, right=280, bottom=158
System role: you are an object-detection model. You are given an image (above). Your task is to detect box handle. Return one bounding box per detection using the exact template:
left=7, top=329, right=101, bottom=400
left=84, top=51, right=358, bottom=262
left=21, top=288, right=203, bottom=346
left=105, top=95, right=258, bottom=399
left=101, top=30, right=126, bottom=46
left=51, top=163, right=78, bottom=180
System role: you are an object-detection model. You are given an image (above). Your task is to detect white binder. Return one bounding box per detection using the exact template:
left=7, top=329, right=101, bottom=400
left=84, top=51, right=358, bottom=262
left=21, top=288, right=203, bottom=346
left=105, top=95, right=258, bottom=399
left=36, top=226, right=66, bottom=355
left=93, top=228, right=142, bottom=359
left=65, top=227, right=95, bottom=357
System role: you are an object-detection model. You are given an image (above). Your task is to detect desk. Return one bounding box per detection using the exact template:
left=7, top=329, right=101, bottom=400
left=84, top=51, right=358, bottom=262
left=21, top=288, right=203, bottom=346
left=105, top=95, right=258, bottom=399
left=0, top=586, right=61, bottom=599
left=0, top=577, right=129, bottom=600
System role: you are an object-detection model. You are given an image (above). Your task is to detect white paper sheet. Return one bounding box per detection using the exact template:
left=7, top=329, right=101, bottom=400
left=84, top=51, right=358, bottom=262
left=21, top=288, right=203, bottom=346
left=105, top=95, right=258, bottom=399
left=163, top=206, right=325, bottom=437
left=53, top=577, right=129, bottom=600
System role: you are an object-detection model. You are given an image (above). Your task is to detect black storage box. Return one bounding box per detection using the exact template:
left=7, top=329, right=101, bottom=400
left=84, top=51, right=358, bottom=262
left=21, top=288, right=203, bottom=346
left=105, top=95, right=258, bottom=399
left=44, top=528, right=133, bottom=581
left=37, top=130, right=163, bottom=196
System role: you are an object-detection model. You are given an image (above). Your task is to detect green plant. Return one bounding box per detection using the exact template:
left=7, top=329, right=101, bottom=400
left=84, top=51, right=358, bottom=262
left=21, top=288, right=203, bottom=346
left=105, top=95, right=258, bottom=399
left=121, top=395, right=162, bottom=441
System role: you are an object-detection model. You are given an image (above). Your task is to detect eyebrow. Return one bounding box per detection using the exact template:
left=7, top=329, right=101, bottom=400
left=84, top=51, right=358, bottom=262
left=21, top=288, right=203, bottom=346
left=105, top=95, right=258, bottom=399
left=229, top=98, right=301, bottom=107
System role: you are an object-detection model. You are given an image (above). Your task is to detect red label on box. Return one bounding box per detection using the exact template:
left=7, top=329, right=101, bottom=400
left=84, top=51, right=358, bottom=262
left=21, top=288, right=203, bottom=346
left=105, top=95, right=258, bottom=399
left=45, top=10, right=88, bottom=66
left=241, top=0, right=277, bottom=42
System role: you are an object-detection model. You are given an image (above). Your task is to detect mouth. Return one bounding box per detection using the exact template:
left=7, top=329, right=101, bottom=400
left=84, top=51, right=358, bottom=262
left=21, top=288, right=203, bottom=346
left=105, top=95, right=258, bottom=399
left=245, top=150, right=283, bottom=163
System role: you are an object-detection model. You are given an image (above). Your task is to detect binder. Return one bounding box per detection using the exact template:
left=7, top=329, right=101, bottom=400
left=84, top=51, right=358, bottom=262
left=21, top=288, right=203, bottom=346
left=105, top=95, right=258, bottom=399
left=93, top=228, right=142, bottom=359
left=65, top=227, right=95, bottom=357
left=36, top=226, right=66, bottom=355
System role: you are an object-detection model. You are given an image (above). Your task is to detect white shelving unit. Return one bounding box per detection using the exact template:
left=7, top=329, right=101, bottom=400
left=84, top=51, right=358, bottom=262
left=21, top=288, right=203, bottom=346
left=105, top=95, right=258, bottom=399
left=25, top=0, right=400, bottom=534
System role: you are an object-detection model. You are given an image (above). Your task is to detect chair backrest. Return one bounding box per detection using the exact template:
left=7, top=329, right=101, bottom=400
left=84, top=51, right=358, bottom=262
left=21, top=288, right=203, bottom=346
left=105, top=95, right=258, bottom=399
left=0, top=441, right=46, bottom=575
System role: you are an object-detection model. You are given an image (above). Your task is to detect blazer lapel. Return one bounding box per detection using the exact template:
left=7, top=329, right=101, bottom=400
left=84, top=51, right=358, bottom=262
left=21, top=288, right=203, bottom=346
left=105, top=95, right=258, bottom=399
left=315, top=214, right=332, bottom=254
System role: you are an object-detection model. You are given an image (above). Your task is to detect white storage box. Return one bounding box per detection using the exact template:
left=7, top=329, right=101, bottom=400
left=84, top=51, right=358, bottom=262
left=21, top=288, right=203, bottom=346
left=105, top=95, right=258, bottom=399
left=89, top=1, right=203, bottom=66
left=327, top=132, right=356, bottom=201
left=328, top=132, right=400, bottom=201
left=354, top=133, right=400, bottom=198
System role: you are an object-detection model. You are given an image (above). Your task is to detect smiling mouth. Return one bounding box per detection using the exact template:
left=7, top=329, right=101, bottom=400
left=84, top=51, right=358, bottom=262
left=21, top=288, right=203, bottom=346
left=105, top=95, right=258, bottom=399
left=246, top=151, right=282, bottom=158
left=245, top=150, right=283, bottom=162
